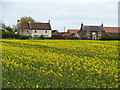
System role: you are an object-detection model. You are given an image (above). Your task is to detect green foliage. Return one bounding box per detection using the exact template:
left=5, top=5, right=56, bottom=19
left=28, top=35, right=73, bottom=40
left=38, top=35, right=44, bottom=39
left=99, top=36, right=120, bottom=40
left=20, top=17, right=35, bottom=23
left=104, top=33, right=111, bottom=36
left=6, top=26, right=13, bottom=32
left=2, top=40, right=119, bottom=88
left=2, top=32, right=20, bottom=38
left=2, top=32, right=32, bottom=39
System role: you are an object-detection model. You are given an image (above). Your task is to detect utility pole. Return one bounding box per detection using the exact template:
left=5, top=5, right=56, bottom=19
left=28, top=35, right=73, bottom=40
left=64, top=26, right=65, bottom=32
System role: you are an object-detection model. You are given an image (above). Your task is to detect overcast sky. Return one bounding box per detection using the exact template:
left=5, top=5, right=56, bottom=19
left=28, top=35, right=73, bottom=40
left=0, top=0, right=119, bottom=31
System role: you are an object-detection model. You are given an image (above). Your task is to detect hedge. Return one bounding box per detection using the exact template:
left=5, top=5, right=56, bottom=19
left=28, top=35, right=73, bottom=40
left=2, top=32, right=32, bottom=39
left=99, top=36, right=120, bottom=40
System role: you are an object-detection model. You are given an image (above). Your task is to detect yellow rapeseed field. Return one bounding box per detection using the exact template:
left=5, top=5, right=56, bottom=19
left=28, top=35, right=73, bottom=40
left=2, top=39, right=119, bottom=88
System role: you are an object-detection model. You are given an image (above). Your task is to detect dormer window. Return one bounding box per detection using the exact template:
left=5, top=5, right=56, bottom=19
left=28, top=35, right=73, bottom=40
left=98, top=31, right=101, bottom=36
left=35, top=30, right=37, bottom=33
left=86, top=31, right=90, bottom=35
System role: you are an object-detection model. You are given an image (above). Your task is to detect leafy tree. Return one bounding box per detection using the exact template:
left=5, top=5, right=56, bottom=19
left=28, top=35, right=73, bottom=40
left=6, top=26, right=13, bottom=32
left=20, top=16, right=35, bottom=23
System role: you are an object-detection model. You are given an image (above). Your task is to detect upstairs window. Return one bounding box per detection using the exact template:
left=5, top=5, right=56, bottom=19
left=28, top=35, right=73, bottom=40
left=86, top=31, right=90, bottom=35
left=22, top=30, right=23, bottom=33
left=27, top=30, right=28, bottom=32
left=35, top=30, right=37, bottom=33
left=98, top=31, right=101, bottom=36
left=45, top=30, right=47, bottom=33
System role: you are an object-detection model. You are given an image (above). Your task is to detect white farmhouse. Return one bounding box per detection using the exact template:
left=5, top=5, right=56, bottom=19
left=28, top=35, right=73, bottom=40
left=17, top=20, right=52, bottom=38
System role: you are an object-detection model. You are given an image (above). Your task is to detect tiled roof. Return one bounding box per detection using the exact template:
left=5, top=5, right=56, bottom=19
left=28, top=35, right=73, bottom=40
left=52, top=30, right=59, bottom=33
left=82, top=26, right=105, bottom=32
left=53, top=32, right=73, bottom=36
left=18, top=23, right=51, bottom=30
left=104, top=27, right=120, bottom=33
left=67, top=29, right=80, bottom=33
left=52, top=30, right=59, bottom=35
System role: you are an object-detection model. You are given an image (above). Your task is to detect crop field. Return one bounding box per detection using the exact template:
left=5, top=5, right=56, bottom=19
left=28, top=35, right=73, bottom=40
left=2, top=39, right=119, bottom=88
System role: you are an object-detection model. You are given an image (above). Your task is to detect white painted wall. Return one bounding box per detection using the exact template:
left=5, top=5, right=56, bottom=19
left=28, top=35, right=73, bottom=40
left=18, top=29, right=52, bottom=37
left=31, top=30, right=51, bottom=37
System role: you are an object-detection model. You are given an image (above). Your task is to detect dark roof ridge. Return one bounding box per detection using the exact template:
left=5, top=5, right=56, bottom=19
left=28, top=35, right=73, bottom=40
left=104, top=27, right=120, bottom=28
left=68, top=29, right=78, bottom=30
left=83, top=25, right=102, bottom=27
left=20, top=22, right=49, bottom=24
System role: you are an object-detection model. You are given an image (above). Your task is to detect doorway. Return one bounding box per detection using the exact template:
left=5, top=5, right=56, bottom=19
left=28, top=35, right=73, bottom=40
left=92, top=32, right=96, bottom=40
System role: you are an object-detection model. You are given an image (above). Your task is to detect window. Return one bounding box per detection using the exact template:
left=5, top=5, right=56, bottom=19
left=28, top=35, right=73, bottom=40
left=98, top=31, right=101, bottom=36
left=86, top=31, right=90, bottom=35
left=35, top=30, right=37, bottom=33
left=27, top=30, right=28, bottom=32
left=22, top=30, right=23, bottom=33
left=45, top=30, right=47, bottom=33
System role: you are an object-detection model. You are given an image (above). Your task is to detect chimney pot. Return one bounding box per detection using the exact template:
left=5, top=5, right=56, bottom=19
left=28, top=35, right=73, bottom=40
left=101, top=23, right=103, bottom=27
left=48, top=20, right=50, bottom=23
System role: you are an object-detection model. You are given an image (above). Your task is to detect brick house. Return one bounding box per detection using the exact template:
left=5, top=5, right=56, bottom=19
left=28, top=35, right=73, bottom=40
left=78, top=23, right=105, bottom=40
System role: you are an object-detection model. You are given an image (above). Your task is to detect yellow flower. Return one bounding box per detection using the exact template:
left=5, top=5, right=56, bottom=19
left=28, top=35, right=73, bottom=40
left=36, top=85, right=39, bottom=88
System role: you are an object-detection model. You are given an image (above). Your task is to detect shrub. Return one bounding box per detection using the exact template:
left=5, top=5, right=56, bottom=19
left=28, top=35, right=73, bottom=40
left=99, top=36, right=120, bottom=40
left=2, top=32, right=32, bottom=39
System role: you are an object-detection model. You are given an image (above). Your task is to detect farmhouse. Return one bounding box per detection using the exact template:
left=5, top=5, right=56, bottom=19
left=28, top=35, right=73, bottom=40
left=17, top=20, right=52, bottom=38
left=78, top=23, right=105, bottom=40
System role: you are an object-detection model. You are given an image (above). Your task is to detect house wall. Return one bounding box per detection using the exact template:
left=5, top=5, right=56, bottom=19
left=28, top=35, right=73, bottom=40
left=18, top=29, right=32, bottom=36
left=31, top=30, right=51, bottom=37
left=18, top=29, right=51, bottom=37
left=80, top=31, right=105, bottom=39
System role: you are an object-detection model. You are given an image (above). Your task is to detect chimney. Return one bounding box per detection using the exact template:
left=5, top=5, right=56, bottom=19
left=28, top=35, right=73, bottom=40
left=80, top=22, right=83, bottom=30
left=101, top=23, right=103, bottom=27
left=48, top=20, right=50, bottom=23
left=81, top=22, right=83, bottom=27
left=17, top=19, right=20, bottom=29
left=17, top=19, right=20, bottom=22
left=28, top=20, right=32, bottom=29
left=17, top=19, right=20, bottom=24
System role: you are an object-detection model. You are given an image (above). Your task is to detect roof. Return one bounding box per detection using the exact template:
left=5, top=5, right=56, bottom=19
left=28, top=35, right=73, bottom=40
left=81, top=26, right=105, bottom=32
left=52, top=30, right=59, bottom=35
left=67, top=29, right=80, bottom=33
left=52, top=30, right=59, bottom=33
left=62, top=33, right=74, bottom=37
left=55, top=32, right=73, bottom=36
left=104, top=27, right=120, bottom=33
left=18, top=23, right=51, bottom=30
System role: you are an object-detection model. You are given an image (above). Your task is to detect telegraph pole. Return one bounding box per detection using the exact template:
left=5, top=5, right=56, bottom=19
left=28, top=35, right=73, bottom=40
left=64, top=26, right=65, bottom=32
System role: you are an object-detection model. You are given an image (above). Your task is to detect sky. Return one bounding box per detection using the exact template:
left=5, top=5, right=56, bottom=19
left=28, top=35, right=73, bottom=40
left=0, top=0, right=119, bottom=32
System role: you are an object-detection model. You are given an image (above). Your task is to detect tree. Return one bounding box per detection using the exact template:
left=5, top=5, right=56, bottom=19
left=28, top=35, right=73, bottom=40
left=6, top=26, right=13, bottom=32
left=12, top=24, right=17, bottom=32
left=20, top=16, right=35, bottom=23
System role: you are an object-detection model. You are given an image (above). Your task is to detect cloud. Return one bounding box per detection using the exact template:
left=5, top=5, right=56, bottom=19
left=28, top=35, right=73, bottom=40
left=1, top=0, right=118, bottom=31
left=1, top=0, right=119, bottom=3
